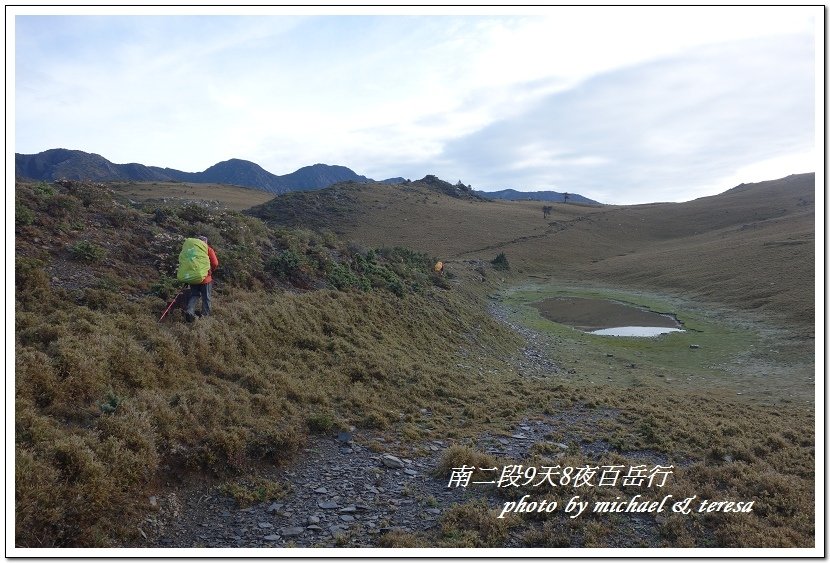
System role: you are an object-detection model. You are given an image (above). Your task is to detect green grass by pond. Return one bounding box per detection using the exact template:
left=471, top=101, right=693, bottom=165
left=497, top=282, right=813, bottom=403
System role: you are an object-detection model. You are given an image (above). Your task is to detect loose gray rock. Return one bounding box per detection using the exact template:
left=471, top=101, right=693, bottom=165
left=329, top=525, right=349, bottom=536
left=339, top=514, right=355, bottom=522
left=267, top=502, right=284, bottom=513
left=403, top=469, right=418, bottom=476
left=280, top=527, right=305, bottom=537
left=307, top=515, right=320, bottom=525
left=257, top=522, right=273, bottom=529
left=313, top=487, right=328, bottom=494
left=381, top=454, right=405, bottom=469
left=263, top=534, right=281, bottom=541
left=317, top=500, right=339, bottom=509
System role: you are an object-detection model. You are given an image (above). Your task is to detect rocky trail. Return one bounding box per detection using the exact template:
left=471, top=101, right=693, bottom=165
left=134, top=417, right=583, bottom=549
left=130, top=301, right=647, bottom=549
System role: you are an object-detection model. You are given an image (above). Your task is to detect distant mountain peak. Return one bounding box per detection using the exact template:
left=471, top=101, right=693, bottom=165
left=15, top=149, right=372, bottom=195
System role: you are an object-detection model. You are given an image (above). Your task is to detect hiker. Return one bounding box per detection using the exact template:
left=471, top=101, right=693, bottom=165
left=181, top=235, right=219, bottom=322
left=434, top=261, right=445, bottom=275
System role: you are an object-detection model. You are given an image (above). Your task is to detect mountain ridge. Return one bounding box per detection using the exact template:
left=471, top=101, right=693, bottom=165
left=15, top=149, right=371, bottom=195
left=477, top=188, right=600, bottom=205
left=15, top=148, right=597, bottom=201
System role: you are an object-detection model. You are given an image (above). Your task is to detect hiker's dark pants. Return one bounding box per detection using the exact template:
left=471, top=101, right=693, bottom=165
left=186, top=283, right=212, bottom=317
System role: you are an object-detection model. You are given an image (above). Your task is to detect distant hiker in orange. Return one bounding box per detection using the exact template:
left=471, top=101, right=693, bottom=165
left=434, top=261, right=445, bottom=275
left=185, top=235, right=219, bottom=322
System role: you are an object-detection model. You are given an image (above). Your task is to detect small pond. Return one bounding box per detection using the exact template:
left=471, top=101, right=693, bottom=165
left=532, top=297, right=683, bottom=337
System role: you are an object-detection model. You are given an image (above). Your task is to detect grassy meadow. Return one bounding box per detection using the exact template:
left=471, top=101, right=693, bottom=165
left=13, top=174, right=816, bottom=548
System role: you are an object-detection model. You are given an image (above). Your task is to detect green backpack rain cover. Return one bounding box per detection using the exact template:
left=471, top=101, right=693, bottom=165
left=177, top=238, right=210, bottom=284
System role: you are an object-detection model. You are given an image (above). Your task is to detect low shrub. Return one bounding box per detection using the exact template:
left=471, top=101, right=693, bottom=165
left=69, top=240, right=107, bottom=262
left=306, top=412, right=336, bottom=433
left=439, top=500, right=512, bottom=547
left=45, top=194, right=81, bottom=219
left=266, top=249, right=305, bottom=279
left=491, top=252, right=510, bottom=271
left=33, top=181, right=55, bottom=197
left=176, top=203, right=213, bottom=224
left=220, top=476, right=290, bottom=507
left=149, top=274, right=182, bottom=300
left=16, top=200, right=35, bottom=226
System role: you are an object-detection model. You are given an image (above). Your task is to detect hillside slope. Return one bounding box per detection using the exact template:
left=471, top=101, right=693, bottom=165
left=251, top=173, right=815, bottom=331
left=14, top=176, right=816, bottom=549
left=248, top=176, right=603, bottom=257
left=499, top=174, right=815, bottom=332
left=14, top=178, right=526, bottom=546
left=478, top=188, right=601, bottom=204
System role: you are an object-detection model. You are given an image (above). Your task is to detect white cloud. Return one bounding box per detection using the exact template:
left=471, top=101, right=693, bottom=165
left=12, top=8, right=819, bottom=202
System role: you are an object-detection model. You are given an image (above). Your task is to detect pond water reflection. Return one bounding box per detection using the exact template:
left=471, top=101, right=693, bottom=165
left=533, top=296, right=683, bottom=337
left=589, top=326, right=684, bottom=337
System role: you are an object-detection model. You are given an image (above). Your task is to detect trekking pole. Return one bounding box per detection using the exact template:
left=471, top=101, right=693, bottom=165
left=158, top=285, right=187, bottom=322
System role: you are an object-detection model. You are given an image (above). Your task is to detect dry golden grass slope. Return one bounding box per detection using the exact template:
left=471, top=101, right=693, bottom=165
left=251, top=174, right=815, bottom=332
left=109, top=181, right=275, bottom=211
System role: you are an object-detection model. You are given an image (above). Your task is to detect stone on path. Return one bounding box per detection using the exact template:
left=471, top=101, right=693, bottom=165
left=280, top=527, right=305, bottom=537
left=317, top=500, right=339, bottom=509
left=381, top=454, right=405, bottom=469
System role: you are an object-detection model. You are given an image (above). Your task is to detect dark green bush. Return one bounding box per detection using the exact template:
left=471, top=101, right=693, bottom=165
left=149, top=274, right=182, bottom=300
left=266, top=249, right=305, bottom=279
left=217, top=245, right=264, bottom=288
left=34, top=181, right=55, bottom=197
left=16, top=201, right=35, bottom=226
left=491, top=252, right=510, bottom=271
left=69, top=240, right=107, bottom=262
left=328, top=263, right=372, bottom=291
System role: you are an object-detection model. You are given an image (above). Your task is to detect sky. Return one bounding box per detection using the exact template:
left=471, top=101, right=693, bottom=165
left=10, top=6, right=821, bottom=204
